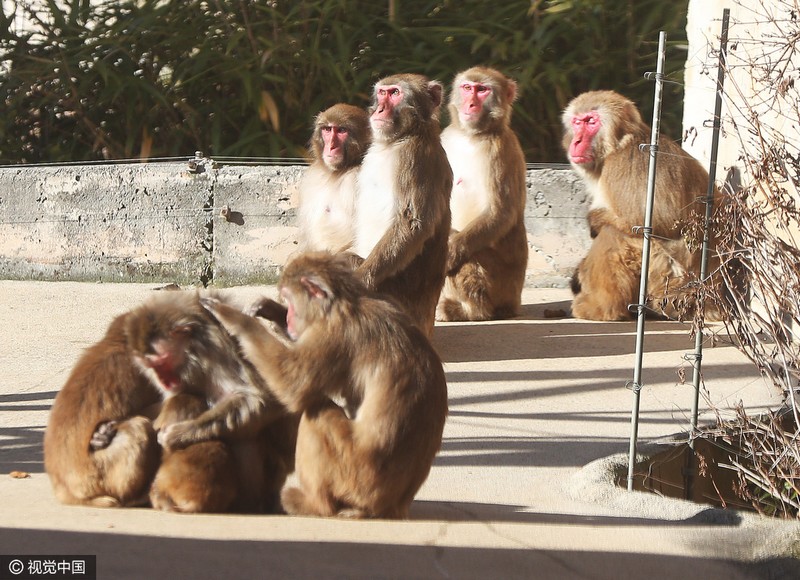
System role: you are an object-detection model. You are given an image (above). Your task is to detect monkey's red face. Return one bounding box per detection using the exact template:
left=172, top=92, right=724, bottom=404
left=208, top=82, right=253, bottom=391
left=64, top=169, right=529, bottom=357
left=320, top=124, right=349, bottom=170
left=568, top=111, right=602, bottom=165
left=458, top=81, right=491, bottom=123
left=371, top=84, right=403, bottom=132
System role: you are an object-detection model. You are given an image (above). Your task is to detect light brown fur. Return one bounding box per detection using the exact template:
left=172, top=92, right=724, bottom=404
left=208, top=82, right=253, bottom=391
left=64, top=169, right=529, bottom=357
left=44, top=290, right=297, bottom=512
left=353, top=73, right=453, bottom=337
left=562, top=90, right=723, bottom=321
left=202, top=252, right=448, bottom=519
left=437, top=66, right=528, bottom=321
left=44, top=312, right=164, bottom=507
left=296, top=103, right=371, bottom=253
left=150, top=394, right=238, bottom=513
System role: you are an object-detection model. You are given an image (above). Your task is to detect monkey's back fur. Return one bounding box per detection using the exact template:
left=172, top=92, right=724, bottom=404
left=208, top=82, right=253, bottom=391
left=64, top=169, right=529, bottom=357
left=44, top=313, right=163, bottom=507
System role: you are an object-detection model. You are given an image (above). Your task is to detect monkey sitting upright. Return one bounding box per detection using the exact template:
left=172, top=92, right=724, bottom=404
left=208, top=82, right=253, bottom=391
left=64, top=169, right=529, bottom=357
left=561, top=89, right=724, bottom=321
left=202, top=251, right=449, bottom=519
left=437, top=66, right=528, bottom=322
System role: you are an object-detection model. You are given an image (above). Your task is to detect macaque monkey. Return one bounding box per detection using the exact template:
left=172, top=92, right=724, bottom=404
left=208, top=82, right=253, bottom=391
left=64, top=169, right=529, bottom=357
left=149, top=394, right=238, bottom=513
left=44, top=313, right=164, bottom=507
left=437, top=66, right=528, bottom=321
left=296, top=103, right=371, bottom=253
left=45, top=291, right=296, bottom=511
left=562, top=90, right=723, bottom=320
left=129, top=291, right=298, bottom=513
left=353, top=73, right=453, bottom=337
left=202, top=251, right=449, bottom=519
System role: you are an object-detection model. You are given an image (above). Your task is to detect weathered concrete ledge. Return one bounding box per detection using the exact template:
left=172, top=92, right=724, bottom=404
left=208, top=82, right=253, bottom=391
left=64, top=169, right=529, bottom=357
left=0, top=161, right=590, bottom=286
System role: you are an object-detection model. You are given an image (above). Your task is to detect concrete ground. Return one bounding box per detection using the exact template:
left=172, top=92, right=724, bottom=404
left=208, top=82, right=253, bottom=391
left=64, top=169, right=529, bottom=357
left=1, top=281, right=799, bottom=579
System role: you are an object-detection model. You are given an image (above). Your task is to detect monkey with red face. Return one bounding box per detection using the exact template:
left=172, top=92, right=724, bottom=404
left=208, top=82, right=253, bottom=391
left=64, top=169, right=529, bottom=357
left=352, top=74, right=453, bottom=337
left=437, top=66, right=528, bottom=321
left=296, top=104, right=371, bottom=253
left=202, top=251, right=448, bottom=519
left=44, top=291, right=297, bottom=512
left=562, top=90, right=723, bottom=320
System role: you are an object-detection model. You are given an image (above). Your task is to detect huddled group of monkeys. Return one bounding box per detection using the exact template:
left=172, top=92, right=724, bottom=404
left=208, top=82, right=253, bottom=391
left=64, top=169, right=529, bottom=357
left=44, top=66, right=724, bottom=519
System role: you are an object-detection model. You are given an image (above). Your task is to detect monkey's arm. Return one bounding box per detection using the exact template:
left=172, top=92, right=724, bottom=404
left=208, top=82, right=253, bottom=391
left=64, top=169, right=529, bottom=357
left=158, top=387, right=281, bottom=450
left=201, top=298, right=338, bottom=413
left=359, top=142, right=448, bottom=286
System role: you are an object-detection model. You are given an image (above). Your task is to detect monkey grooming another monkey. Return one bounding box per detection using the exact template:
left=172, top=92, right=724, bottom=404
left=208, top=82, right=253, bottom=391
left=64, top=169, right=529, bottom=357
left=129, top=290, right=298, bottom=513
left=562, top=90, right=723, bottom=321
left=296, top=103, right=371, bottom=253
left=202, top=251, right=449, bottom=519
left=437, top=66, right=529, bottom=321
left=353, top=73, right=453, bottom=337
left=45, top=290, right=296, bottom=511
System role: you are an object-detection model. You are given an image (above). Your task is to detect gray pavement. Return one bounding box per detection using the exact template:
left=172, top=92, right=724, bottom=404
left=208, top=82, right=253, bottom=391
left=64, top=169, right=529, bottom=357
left=1, top=280, right=799, bottom=579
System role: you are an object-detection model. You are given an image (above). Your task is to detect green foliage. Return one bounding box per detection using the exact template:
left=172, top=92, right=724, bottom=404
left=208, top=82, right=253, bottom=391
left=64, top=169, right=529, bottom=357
left=0, top=0, right=689, bottom=163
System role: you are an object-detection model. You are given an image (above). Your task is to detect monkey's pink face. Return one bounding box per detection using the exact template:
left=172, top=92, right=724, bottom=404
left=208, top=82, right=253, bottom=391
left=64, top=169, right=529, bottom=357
left=458, top=81, right=491, bottom=123
left=568, top=111, right=602, bottom=165
left=371, top=84, right=403, bottom=132
left=142, top=336, right=186, bottom=392
left=320, top=124, right=348, bottom=170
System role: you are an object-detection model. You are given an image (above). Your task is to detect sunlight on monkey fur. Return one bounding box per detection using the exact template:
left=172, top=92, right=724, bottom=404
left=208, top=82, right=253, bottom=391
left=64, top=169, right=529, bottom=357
left=203, top=251, right=448, bottom=519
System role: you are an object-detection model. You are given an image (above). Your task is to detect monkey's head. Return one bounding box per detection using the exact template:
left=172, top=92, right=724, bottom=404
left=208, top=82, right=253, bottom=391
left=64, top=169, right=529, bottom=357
left=278, top=252, right=366, bottom=341
left=561, top=90, right=644, bottom=173
left=311, top=103, right=371, bottom=173
left=368, top=74, right=443, bottom=142
left=126, top=291, right=232, bottom=397
left=449, top=66, right=517, bottom=135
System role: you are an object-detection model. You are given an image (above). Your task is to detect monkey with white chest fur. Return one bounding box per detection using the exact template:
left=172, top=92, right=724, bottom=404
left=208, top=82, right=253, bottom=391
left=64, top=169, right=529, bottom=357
left=297, top=103, right=371, bottom=253
left=352, top=73, right=453, bottom=338
left=437, top=66, right=529, bottom=321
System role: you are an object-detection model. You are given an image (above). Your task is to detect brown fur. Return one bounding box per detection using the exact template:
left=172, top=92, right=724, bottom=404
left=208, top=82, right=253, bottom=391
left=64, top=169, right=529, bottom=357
left=202, top=251, right=449, bottom=519
left=297, top=103, right=371, bottom=253
left=149, top=392, right=297, bottom=514
left=44, top=313, right=164, bottom=507
left=44, top=290, right=297, bottom=511
left=437, top=66, right=528, bottom=321
left=129, top=291, right=299, bottom=513
left=562, top=90, right=723, bottom=321
left=136, top=291, right=289, bottom=450
left=353, top=73, right=453, bottom=337
left=150, top=394, right=238, bottom=513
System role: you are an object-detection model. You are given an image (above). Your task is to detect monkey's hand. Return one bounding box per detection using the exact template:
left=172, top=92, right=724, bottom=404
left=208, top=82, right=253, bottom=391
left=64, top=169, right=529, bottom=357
left=89, top=420, right=118, bottom=451
left=245, top=297, right=288, bottom=327
left=446, top=239, right=469, bottom=276
left=157, top=421, right=195, bottom=451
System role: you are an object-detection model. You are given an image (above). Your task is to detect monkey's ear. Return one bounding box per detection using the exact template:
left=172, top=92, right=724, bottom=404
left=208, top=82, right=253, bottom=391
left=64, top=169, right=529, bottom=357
left=300, top=276, right=332, bottom=301
left=506, top=79, right=518, bottom=104
left=428, top=81, right=444, bottom=109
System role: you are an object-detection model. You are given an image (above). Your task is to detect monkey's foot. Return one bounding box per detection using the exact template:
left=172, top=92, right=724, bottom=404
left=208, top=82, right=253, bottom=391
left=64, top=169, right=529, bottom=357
left=89, top=420, right=118, bottom=451
left=435, top=298, right=467, bottom=322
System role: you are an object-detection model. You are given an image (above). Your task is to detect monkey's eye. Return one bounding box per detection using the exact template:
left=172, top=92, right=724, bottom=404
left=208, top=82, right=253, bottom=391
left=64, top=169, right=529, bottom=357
left=321, top=126, right=333, bottom=134
left=335, top=127, right=349, bottom=136
left=170, top=324, right=194, bottom=339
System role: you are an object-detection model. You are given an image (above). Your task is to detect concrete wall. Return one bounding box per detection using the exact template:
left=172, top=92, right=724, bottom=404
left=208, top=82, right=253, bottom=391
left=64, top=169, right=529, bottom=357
left=0, top=161, right=590, bottom=287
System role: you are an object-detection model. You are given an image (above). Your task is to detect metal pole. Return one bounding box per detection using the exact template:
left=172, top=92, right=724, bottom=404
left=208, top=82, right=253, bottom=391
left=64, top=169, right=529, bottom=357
left=689, top=9, right=730, bottom=444
left=628, top=31, right=667, bottom=491
left=627, top=31, right=667, bottom=492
